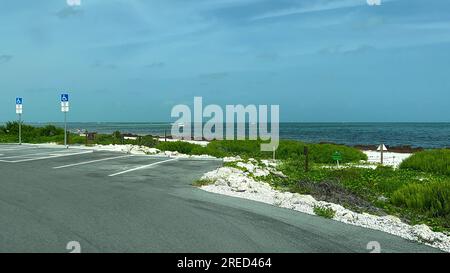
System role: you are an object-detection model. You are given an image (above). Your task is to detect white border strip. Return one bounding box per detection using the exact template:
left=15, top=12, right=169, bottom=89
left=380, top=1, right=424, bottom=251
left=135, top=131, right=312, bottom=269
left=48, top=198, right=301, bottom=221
left=54, top=155, right=133, bottom=169
left=109, top=158, right=177, bottom=177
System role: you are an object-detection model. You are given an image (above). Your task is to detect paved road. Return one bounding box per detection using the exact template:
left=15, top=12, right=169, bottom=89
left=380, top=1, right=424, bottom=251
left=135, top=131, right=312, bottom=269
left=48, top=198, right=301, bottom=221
left=0, top=145, right=441, bottom=253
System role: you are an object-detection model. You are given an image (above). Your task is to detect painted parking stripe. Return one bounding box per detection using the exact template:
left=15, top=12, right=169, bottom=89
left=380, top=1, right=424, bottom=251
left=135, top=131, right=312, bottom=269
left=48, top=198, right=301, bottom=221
left=0, top=151, right=94, bottom=163
left=0, top=146, right=37, bottom=152
left=0, top=149, right=77, bottom=159
left=109, top=158, right=177, bottom=177
left=53, top=155, right=133, bottom=169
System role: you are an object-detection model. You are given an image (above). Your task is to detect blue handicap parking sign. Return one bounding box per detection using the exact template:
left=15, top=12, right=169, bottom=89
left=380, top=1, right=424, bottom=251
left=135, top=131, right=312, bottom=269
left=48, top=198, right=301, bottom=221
left=61, top=94, right=69, bottom=102
left=16, top=98, right=23, bottom=105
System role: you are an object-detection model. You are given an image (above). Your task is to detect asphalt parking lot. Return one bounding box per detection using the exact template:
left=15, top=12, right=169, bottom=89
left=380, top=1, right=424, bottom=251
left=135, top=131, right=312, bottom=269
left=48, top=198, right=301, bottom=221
left=0, top=144, right=441, bottom=253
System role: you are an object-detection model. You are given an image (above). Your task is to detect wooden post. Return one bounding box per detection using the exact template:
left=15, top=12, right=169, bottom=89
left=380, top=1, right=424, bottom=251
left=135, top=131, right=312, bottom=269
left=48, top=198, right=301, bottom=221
left=304, top=146, right=309, bottom=172
left=380, top=143, right=384, bottom=165
left=164, top=129, right=167, bottom=142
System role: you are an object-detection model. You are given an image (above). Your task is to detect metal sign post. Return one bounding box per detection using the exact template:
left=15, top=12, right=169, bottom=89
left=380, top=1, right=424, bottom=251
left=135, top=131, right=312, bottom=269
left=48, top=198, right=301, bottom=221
left=61, top=94, right=70, bottom=148
left=304, top=146, right=309, bottom=172
left=377, top=144, right=388, bottom=165
left=16, top=98, right=23, bottom=145
left=332, top=151, right=342, bottom=168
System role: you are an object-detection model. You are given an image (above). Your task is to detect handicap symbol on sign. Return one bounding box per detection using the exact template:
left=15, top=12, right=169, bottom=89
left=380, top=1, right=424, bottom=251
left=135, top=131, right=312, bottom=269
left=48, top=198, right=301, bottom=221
left=16, top=98, right=23, bottom=105
left=61, top=94, right=69, bottom=102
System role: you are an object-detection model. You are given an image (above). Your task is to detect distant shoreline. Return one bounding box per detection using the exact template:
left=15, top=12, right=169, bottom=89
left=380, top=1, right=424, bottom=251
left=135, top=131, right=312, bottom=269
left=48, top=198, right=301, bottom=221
left=2, top=121, right=450, bottom=149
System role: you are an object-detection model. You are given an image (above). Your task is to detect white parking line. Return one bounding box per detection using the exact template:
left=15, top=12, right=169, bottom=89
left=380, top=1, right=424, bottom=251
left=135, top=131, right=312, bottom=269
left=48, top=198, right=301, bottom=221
left=109, top=158, right=177, bottom=177
left=0, top=146, right=37, bottom=152
left=54, top=155, right=133, bottom=169
left=0, top=149, right=76, bottom=159
left=0, top=150, right=94, bottom=163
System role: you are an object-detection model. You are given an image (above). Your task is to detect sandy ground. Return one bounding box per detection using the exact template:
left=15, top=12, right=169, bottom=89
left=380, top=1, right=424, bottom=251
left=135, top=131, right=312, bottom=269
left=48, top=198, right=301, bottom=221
left=363, top=150, right=412, bottom=168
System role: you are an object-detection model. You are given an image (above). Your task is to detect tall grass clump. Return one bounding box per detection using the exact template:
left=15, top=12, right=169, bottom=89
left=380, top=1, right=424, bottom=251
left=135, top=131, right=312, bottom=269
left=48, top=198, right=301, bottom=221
left=400, top=149, right=450, bottom=176
left=391, top=181, right=450, bottom=219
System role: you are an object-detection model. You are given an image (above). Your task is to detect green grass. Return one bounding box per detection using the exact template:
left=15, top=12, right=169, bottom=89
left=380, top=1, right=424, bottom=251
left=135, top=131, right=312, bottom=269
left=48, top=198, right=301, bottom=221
left=400, top=149, right=450, bottom=176
left=192, top=179, right=215, bottom=187
left=265, top=160, right=450, bottom=231
left=156, top=141, right=204, bottom=154
left=391, top=181, right=450, bottom=217
left=208, top=140, right=367, bottom=163
left=313, top=206, right=336, bottom=219
left=155, top=139, right=367, bottom=163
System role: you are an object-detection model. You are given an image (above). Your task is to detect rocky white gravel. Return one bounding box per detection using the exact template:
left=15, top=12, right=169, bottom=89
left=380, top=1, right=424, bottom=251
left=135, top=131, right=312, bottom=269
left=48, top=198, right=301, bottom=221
left=84, top=144, right=217, bottom=160
left=157, top=138, right=209, bottom=147
left=200, top=159, right=450, bottom=253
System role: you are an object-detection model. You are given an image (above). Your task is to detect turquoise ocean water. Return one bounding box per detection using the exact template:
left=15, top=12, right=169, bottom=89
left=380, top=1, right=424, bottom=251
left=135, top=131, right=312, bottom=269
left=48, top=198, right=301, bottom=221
left=23, top=122, right=450, bottom=149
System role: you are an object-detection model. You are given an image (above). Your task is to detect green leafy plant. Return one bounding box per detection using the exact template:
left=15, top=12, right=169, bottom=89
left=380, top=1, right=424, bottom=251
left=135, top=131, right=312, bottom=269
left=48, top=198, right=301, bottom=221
left=139, top=136, right=158, bottom=147
left=313, top=206, right=336, bottom=219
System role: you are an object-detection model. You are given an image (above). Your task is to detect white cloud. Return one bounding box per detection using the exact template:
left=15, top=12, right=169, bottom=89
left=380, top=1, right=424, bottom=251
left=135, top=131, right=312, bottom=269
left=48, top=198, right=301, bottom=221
left=251, top=0, right=390, bottom=21
left=67, top=0, right=81, bottom=7
left=250, top=0, right=362, bottom=21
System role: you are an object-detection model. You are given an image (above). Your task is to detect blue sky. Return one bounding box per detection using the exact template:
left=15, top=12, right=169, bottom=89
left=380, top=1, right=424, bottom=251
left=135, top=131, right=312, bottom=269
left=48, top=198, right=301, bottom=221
left=1, top=0, right=450, bottom=122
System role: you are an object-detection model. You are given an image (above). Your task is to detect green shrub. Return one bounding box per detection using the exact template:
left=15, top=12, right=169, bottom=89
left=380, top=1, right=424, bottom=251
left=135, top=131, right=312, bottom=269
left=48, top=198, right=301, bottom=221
left=205, top=140, right=366, bottom=163
left=156, top=141, right=205, bottom=154
left=95, top=134, right=116, bottom=145
left=113, top=131, right=122, bottom=139
left=155, top=139, right=365, bottom=163
left=307, top=143, right=367, bottom=164
left=5, top=121, right=38, bottom=137
left=391, top=181, right=450, bottom=217
left=39, top=125, right=64, bottom=137
left=139, top=136, right=158, bottom=147
left=206, top=140, right=265, bottom=158
left=313, top=206, right=336, bottom=219
left=400, top=149, right=450, bottom=176
left=68, top=134, right=87, bottom=145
